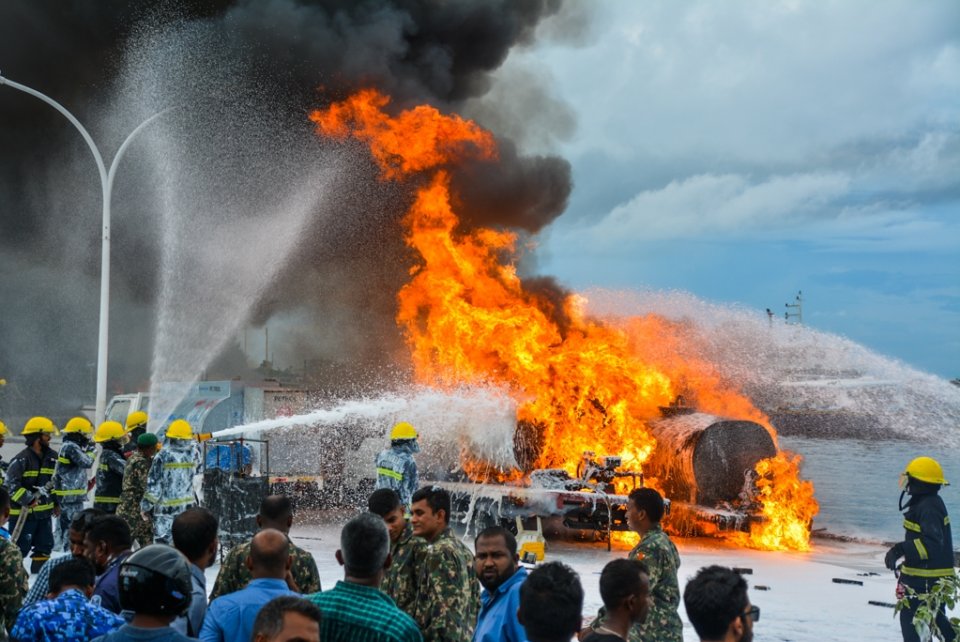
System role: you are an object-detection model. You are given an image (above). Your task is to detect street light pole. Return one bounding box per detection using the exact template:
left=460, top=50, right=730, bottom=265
left=0, top=73, right=172, bottom=425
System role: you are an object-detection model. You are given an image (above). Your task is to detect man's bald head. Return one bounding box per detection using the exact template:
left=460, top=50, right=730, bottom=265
left=248, top=528, right=291, bottom=579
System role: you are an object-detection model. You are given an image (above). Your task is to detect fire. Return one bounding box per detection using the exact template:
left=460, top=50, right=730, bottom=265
left=728, top=452, right=819, bottom=551
left=310, top=89, right=817, bottom=551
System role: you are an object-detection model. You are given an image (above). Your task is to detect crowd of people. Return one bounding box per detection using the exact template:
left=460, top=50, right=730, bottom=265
left=0, top=415, right=953, bottom=642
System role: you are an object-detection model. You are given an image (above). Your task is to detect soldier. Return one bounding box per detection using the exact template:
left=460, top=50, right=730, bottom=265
left=53, top=417, right=96, bottom=549
left=375, top=422, right=420, bottom=508
left=5, top=416, right=60, bottom=573
left=121, top=411, right=149, bottom=459
left=409, top=485, right=480, bottom=642
left=368, top=488, right=425, bottom=618
left=117, top=433, right=159, bottom=547
left=210, top=494, right=321, bottom=599
left=93, top=421, right=128, bottom=514
left=622, top=488, right=682, bottom=642
left=0, top=486, right=29, bottom=635
left=141, top=420, right=198, bottom=544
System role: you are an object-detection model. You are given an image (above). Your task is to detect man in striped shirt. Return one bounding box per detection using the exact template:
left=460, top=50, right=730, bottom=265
left=307, top=512, right=422, bottom=642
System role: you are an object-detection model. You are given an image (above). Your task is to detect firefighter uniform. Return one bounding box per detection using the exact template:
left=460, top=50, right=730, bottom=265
left=141, top=420, right=198, bottom=543
left=5, top=418, right=59, bottom=574
left=375, top=422, right=420, bottom=508
left=53, top=418, right=96, bottom=548
left=886, top=457, right=956, bottom=642
left=93, top=422, right=128, bottom=514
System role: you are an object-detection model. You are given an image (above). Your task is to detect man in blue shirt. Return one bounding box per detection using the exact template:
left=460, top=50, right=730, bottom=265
left=11, top=556, right=124, bottom=641
left=84, top=515, right=133, bottom=615
left=473, top=526, right=528, bottom=642
left=171, top=507, right=219, bottom=637
left=199, top=528, right=296, bottom=642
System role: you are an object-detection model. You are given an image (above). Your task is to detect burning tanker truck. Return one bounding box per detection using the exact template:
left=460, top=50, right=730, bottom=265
left=426, top=401, right=778, bottom=542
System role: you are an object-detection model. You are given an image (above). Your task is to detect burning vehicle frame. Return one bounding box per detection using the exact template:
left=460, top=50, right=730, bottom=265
left=431, top=406, right=778, bottom=544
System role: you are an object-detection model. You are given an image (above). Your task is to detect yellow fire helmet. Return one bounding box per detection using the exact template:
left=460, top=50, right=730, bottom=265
left=901, top=456, right=949, bottom=487
left=390, top=421, right=418, bottom=441
left=0, top=420, right=8, bottom=437
left=126, top=410, right=149, bottom=430
left=165, top=419, right=194, bottom=440
left=94, top=421, right=127, bottom=443
left=64, top=417, right=94, bottom=434
left=22, top=416, right=58, bottom=435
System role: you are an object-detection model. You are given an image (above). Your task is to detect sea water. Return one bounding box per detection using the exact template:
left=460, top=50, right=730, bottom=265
left=785, top=435, right=960, bottom=543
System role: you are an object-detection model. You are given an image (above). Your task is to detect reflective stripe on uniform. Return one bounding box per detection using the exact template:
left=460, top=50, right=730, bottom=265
left=23, top=471, right=38, bottom=478
left=98, top=464, right=108, bottom=471
left=159, top=497, right=194, bottom=507
left=53, top=489, right=87, bottom=496
left=900, top=566, right=956, bottom=579
left=377, top=467, right=403, bottom=481
left=903, top=519, right=922, bottom=533
left=40, top=467, right=55, bottom=475
left=93, top=496, right=120, bottom=504
left=163, top=463, right=194, bottom=469
left=11, top=503, right=55, bottom=515
left=11, top=488, right=26, bottom=502
left=57, top=456, right=71, bottom=465
left=946, top=517, right=951, bottom=526
left=914, top=539, right=929, bottom=560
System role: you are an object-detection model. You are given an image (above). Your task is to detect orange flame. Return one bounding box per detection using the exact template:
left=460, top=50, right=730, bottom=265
left=310, top=90, right=817, bottom=550
left=727, top=452, right=819, bottom=551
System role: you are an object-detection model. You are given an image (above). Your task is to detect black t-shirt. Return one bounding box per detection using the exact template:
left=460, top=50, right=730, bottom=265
left=582, top=633, right=624, bottom=642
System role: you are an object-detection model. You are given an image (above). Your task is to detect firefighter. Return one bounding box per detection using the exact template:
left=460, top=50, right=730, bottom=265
left=0, top=420, right=9, bottom=479
left=885, top=456, right=956, bottom=642
left=93, top=422, right=128, bottom=514
left=375, top=421, right=420, bottom=508
left=52, top=417, right=96, bottom=549
left=141, top=420, right=198, bottom=544
left=122, top=411, right=149, bottom=458
left=5, top=416, right=60, bottom=573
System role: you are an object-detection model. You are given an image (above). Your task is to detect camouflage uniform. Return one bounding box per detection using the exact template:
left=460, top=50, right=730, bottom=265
left=412, top=527, right=480, bottom=642
left=93, top=444, right=126, bottom=514
left=375, top=442, right=419, bottom=507
left=382, top=521, right=426, bottom=617
left=140, top=438, right=197, bottom=543
left=10, top=587, right=124, bottom=640
left=627, top=524, right=682, bottom=642
left=0, top=534, right=29, bottom=636
left=116, top=451, right=154, bottom=547
left=52, top=435, right=95, bottom=548
left=209, top=536, right=321, bottom=599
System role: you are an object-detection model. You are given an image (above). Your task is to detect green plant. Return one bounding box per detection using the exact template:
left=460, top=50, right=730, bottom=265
left=895, top=575, right=960, bottom=642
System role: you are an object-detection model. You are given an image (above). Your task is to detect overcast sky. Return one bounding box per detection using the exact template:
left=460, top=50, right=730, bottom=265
left=491, top=1, right=959, bottom=378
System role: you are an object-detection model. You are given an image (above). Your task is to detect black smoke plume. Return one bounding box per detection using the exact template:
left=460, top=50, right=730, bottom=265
left=0, top=0, right=576, bottom=424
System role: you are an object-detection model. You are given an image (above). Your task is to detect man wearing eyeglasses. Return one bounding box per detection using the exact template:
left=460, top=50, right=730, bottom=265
left=682, top=565, right=758, bottom=642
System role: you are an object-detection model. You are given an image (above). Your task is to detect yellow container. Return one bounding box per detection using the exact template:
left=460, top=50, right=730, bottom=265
left=516, top=516, right=546, bottom=563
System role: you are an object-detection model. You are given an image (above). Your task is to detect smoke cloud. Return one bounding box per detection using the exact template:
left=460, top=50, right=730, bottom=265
left=0, top=0, right=578, bottom=424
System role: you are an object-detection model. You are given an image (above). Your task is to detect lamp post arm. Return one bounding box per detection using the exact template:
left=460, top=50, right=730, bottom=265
left=0, top=74, right=107, bottom=185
